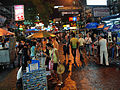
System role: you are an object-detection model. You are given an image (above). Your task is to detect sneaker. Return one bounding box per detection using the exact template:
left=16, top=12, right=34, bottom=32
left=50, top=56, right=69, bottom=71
left=57, top=82, right=63, bottom=86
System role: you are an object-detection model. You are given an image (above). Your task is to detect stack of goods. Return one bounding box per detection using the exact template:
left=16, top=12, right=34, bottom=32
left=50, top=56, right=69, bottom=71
left=22, top=68, right=47, bottom=90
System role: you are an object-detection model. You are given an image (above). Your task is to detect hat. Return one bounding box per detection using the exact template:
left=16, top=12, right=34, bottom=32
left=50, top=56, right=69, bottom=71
left=57, top=64, right=65, bottom=74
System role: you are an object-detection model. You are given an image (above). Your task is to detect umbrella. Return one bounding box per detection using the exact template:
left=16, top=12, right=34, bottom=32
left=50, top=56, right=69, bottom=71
left=86, top=22, right=98, bottom=29
left=25, top=29, right=39, bottom=33
left=0, top=28, right=15, bottom=36
left=27, top=31, right=56, bottom=39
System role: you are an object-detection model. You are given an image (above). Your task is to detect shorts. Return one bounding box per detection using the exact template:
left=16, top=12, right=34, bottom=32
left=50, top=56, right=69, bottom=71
left=53, top=63, right=58, bottom=71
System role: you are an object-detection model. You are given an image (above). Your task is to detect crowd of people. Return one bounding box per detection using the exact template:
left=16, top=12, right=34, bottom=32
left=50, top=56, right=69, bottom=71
left=16, top=31, right=120, bottom=87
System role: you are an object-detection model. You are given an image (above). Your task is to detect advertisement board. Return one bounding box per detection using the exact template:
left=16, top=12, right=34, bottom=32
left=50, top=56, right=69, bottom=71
left=93, top=8, right=110, bottom=17
left=86, top=0, right=107, bottom=6
left=14, top=5, right=24, bottom=21
left=69, top=17, right=77, bottom=21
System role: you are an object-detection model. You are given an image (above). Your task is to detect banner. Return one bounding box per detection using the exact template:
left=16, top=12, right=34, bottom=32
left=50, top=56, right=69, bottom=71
left=93, top=8, right=110, bottom=17
left=14, top=5, right=24, bottom=21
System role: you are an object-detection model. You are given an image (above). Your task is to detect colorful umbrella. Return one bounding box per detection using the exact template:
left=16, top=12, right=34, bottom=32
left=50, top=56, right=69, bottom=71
left=0, top=28, right=15, bottom=36
left=25, top=29, right=39, bottom=33
left=27, top=31, right=56, bottom=39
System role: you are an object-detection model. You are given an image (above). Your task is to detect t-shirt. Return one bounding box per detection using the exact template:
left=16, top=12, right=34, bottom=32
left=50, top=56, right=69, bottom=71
left=49, top=48, right=58, bottom=63
left=70, top=37, right=78, bottom=48
left=99, top=38, right=107, bottom=51
left=78, top=38, right=85, bottom=46
left=30, top=46, right=35, bottom=57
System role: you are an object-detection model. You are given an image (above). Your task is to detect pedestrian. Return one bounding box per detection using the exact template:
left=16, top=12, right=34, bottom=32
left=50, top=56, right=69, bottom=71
left=62, top=35, right=70, bottom=61
left=98, top=34, right=109, bottom=66
left=78, top=33, right=85, bottom=68
left=22, top=42, right=31, bottom=71
left=17, top=41, right=24, bottom=67
left=52, top=38, right=59, bottom=50
left=30, top=42, right=36, bottom=59
left=70, top=33, right=78, bottom=63
left=92, top=34, right=98, bottom=57
left=46, top=43, right=63, bottom=86
left=85, top=33, right=92, bottom=56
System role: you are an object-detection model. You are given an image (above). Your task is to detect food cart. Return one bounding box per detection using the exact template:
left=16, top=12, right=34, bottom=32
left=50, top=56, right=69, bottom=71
left=0, top=36, right=16, bottom=68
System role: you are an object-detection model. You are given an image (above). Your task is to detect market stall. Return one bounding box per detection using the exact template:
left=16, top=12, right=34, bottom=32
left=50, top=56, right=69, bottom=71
left=0, top=28, right=15, bottom=67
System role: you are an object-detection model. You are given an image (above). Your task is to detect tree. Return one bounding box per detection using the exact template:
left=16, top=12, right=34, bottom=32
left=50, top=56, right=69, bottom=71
left=30, top=0, right=54, bottom=26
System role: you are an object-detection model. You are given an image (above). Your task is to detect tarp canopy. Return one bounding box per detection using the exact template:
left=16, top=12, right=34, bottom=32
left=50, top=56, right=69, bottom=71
left=97, top=24, right=104, bottom=29
left=101, top=13, right=120, bottom=21
left=26, top=29, right=39, bottom=33
left=0, top=28, right=15, bottom=36
left=86, top=22, right=98, bottom=29
left=27, top=31, right=56, bottom=39
left=109, top=24, right=120, bottom=32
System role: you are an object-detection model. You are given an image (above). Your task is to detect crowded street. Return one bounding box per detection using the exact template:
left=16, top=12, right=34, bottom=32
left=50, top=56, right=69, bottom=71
left=0, top=0, right=120, bottom=90
left=0, top=42, right=120, bottom=89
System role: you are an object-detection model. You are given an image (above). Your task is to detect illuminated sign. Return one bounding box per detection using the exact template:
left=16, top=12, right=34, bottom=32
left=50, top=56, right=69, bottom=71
left=73, top=17, right=77, bottom=21
left=14, top=5, right=24, bottom=21
left=59, top=7, right=81, bottom=11
left=69, top=17, right=73, bottom=21
left=86, top=0, right=107, bottom=6
left=69, top=17, right=77, bottom=21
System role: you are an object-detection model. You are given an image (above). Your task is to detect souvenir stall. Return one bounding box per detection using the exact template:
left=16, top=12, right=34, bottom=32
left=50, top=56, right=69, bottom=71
left=21, top=31, right=56, bottom=90
left=22, top=59, right=50, bottom=90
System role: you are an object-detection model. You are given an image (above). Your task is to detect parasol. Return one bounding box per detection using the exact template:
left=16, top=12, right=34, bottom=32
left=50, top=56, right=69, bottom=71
left=0, top=28, right=15, bottom=36
left=27, top=31, right=56, bottom=39
left=25, top=29, right=39, bottom=33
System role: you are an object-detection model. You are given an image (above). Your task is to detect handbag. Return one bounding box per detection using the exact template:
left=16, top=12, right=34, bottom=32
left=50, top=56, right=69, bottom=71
left=49, top=49, right=54, bottom=70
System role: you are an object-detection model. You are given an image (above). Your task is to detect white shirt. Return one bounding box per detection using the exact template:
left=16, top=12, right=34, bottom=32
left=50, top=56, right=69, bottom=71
left=78, top=38, right=85, bottom=46
left=85, top=37, right=92, bottom=44
left=99, top=38, right=107, bottom=51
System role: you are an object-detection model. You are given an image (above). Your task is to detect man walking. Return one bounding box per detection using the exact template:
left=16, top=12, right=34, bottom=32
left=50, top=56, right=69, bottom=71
left=78, top=33, right=85, bottom=67
left=70, top=33, right=78, bottom=63
left=98, top=34, right=109, bottom=66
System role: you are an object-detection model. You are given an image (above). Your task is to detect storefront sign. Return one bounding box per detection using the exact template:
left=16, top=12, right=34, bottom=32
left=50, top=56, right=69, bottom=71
left=59, top=7, right=81, bottom=11
left=69, top=17, right=77, bottom=21
left=93, top=8, right=110, bottom=17
left=62, top=12, right=79, bottom=16
left=14, top=5, right=24, bottom=21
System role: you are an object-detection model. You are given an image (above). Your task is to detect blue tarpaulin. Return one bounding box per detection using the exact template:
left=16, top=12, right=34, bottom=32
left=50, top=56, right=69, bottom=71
left=26, top=29, right=39, bottom=32
left=86, top=22, right=98, bottom=29
left=101, top=13, right=120, bottom=21
left=110, top=24, right=120, bottom=32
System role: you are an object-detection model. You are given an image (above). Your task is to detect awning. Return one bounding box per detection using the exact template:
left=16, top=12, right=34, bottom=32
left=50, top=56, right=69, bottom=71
left=86, top=22, right=98, bottom=29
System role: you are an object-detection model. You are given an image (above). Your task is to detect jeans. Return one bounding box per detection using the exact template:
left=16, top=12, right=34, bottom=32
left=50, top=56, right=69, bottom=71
left=18, top=54, right=22, bottom=67
left=79, top=46, right=85, bottom=67
left=79, top=46, right=84, bottom=54
left=71, top=48, right=77, bottom=60
left=86, top=44, right=92, bottom=55
left=112, top=47, right=114, bottom=59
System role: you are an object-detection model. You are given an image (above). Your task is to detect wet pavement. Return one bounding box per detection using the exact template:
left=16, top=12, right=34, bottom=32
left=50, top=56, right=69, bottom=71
left=0, top=44, right=120, bottom=90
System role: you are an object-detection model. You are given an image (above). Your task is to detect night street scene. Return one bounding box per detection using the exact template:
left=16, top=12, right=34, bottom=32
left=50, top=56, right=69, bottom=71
left=0, top=0, right=120, bottom=90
